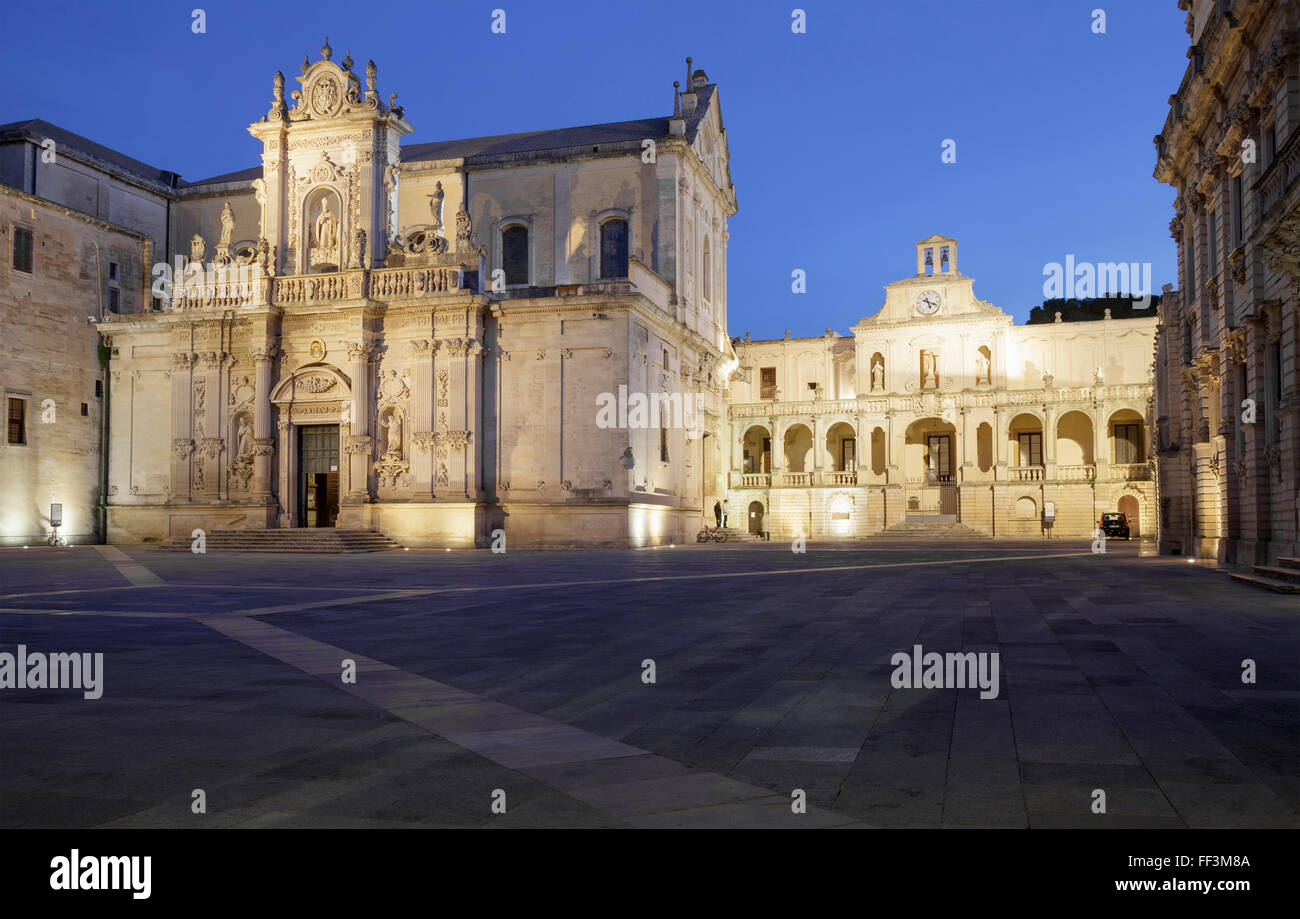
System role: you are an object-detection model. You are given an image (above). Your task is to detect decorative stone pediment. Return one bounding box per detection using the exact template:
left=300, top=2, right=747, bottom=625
left=285, top=38, right=402, bottom=123
left=270, top=365, right=351, bottom=404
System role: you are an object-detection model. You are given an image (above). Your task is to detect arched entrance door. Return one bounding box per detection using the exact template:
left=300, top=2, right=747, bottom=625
left=1118, top=495, right=1139, bottom=538
left=748, top=501, right=764, bottom=535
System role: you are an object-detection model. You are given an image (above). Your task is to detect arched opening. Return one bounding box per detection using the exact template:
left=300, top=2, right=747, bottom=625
left=976, top=345, right=992, bottom=384
left=1108, top=409, right=1145, bottom=466
left=748, top=500, right=764, bottom=535
left=977, top=422, right=993, bottom=473
left=824, top=421, right=857, bottom=475
left=304, top=186, right=343, bottom=274
left=1055, top=410, right=1095, bottom=468
left=783, top=423, right=813, bottom=475
left=904, top=417, right=957, bottom=483
left=1118, top=494, right=1140, bottom=537
left=600, top=217, right=629, bottom=279
left=870, top=426, right=886, bottom=477
left=1008, top=412, right=1043, bottom=480
left=1015, top=496, right=1037, bottom=519
left=741, top=425, right=771, bottom=475
left=501, top=224, right=529, bottom=285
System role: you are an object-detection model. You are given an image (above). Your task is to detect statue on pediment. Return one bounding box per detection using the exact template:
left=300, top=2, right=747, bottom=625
left=217, top=202, right=235, bottom=260
left=429, top=181, right=444, bottom=230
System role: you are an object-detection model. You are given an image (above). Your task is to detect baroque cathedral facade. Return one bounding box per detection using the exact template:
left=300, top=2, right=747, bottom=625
left=62, top=45, right=735, bottom=548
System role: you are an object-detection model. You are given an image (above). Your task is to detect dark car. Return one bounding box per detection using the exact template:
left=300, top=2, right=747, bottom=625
left=1099, top=513, right=1130, bottom=539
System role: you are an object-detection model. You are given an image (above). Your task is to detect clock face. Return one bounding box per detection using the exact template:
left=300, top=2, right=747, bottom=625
left=915, top=290, right=941, bottom=315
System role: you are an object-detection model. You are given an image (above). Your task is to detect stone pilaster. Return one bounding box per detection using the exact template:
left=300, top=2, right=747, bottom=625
left=169, top=351, right=196, bottom=501
left=409, top=339, right=436, bottom=500
left=345, top=342, right=375, bottom=502
left=250, top=346, right=278, bottom=501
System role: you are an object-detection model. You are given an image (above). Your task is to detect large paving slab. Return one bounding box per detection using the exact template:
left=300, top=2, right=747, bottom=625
left=0, top=539, right=1295, bottom=828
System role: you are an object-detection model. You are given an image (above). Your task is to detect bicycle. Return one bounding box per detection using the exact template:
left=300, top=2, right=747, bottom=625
left=696, top=524, right=728, bottom=543
left=47, top=530, right=65, bottom=547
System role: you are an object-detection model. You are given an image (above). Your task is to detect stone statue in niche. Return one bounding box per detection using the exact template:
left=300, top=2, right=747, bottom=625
left=871, top=357, right=884, bottom=392
left=217, top=202, right=235, bottom=260
left=428, top=181, right=444, bottom=230
left=236, top=416, right=253, bottom=459
left=921, top=350, right=938, bottom=388
left=975, top=350, right=990, bottom=384
left=314, top=199, right=338, bottom=252
left=381, top=411, right=402, bottom=457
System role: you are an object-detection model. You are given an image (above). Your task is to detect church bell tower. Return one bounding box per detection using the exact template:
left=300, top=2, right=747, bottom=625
left=248, top=38, right=412, bottom=278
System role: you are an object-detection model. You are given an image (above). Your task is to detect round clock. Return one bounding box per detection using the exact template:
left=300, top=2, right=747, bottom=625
left=915, top=290, right=941, bottom=315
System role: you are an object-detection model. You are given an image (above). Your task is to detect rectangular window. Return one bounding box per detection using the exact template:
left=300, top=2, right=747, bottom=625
left=95, top=379, right=103, bottom=398
left=12, top=227, right=33, bottom=273
left=1232, top=175, right=1243, bottom=248
left=1114, top=424, right=1141, bottom=464
left=7, top=397, right=26, bottom=444
left=108, top=287, right=120, bottom=312
left=108, top=261, right=119, bottom=282
left=80, top=402, right=88, bottom=417
left=1018, top=433, right=1043, bottom=467
left=1265, top=127, right=1277, bottom=165
left=1207, top=210, right=1218, bottom=276
left=1184, top=231, right=1195, bottom=292
left=759, top=367, right=777, bottom=400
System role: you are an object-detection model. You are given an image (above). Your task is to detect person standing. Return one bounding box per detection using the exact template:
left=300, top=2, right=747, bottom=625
left=721, top=498, right=729, bottom=528
left=713, top=500, right=722, bottom=528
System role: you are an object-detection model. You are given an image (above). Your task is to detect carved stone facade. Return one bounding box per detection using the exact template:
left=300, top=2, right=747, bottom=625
left=61, top=47, right=736, bottom=547
left=726, top=237, right=1159, bottom=539
left=1153, top=0, right=1299, bottom=565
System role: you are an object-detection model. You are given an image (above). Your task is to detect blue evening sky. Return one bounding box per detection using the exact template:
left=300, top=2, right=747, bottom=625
left=0, top=0, right=1188, bottom=335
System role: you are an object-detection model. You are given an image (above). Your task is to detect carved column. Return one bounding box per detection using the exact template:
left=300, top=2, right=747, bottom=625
left=410, top=340, right=436, bottom=500
left=196, top=351, right=228, bottom=500
left=250, top=347, right=278, bottom=503
left=345, top=342, right=375, bottom=503
left=466, top=339, right=485, bottom=500
left=276, top=419, right=292, bottom=527
left=169, top=352, right=196, bottom=501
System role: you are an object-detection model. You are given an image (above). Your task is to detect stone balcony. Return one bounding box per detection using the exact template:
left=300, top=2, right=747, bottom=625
left=169, top=264, right=468, bottom=311
left=729, top=384, right=1153, bottom=421
left=730, top=463, right=1150, bottom=490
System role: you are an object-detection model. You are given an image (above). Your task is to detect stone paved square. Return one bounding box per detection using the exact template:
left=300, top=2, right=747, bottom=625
left=0, top=540, right=1295, bottom=829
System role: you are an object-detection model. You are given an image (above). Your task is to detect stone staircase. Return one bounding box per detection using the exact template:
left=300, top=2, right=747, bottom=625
left=159, top=528, right=401, bottom=554
left=874, top=520, right=989, bottom=540
left=1229, top=556, right=1300, bottom=594
left=719, top=526, right=765, bottom=542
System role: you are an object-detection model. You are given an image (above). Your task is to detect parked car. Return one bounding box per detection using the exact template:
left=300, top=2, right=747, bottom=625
left=1098, top=512, right=1131, bottom=539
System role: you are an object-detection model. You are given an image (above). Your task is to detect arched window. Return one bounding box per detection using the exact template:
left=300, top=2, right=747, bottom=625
left=702, top=236, right=711, bottom=301
left=600, top=218, right=628, bottom=279
left=502, top=225, right=528, bottom=286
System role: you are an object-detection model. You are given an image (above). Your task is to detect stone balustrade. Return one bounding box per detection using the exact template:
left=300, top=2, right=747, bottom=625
left=729, top=384, right=1151, bottom=422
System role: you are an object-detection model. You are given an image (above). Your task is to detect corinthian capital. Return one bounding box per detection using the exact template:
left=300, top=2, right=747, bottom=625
left=346, top=342, right=376, bottom=362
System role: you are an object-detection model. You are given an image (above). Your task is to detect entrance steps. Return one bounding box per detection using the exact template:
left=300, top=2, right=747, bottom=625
left=158, top=528, right=401, bottom=554
left=1229, top=556, right=1300, bottom=594
left=874, top=521, right=988, bottom=540
left=718, top=526, right=764, bottom=542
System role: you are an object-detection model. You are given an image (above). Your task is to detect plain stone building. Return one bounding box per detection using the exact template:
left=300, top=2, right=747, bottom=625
left=0, top=183, right=149, bottom=545
left=0, top=46, right=736, bottom=549
left=724, top=237, right=1159, bottom=540
left=1153, top=0, right=1299, bottom=576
